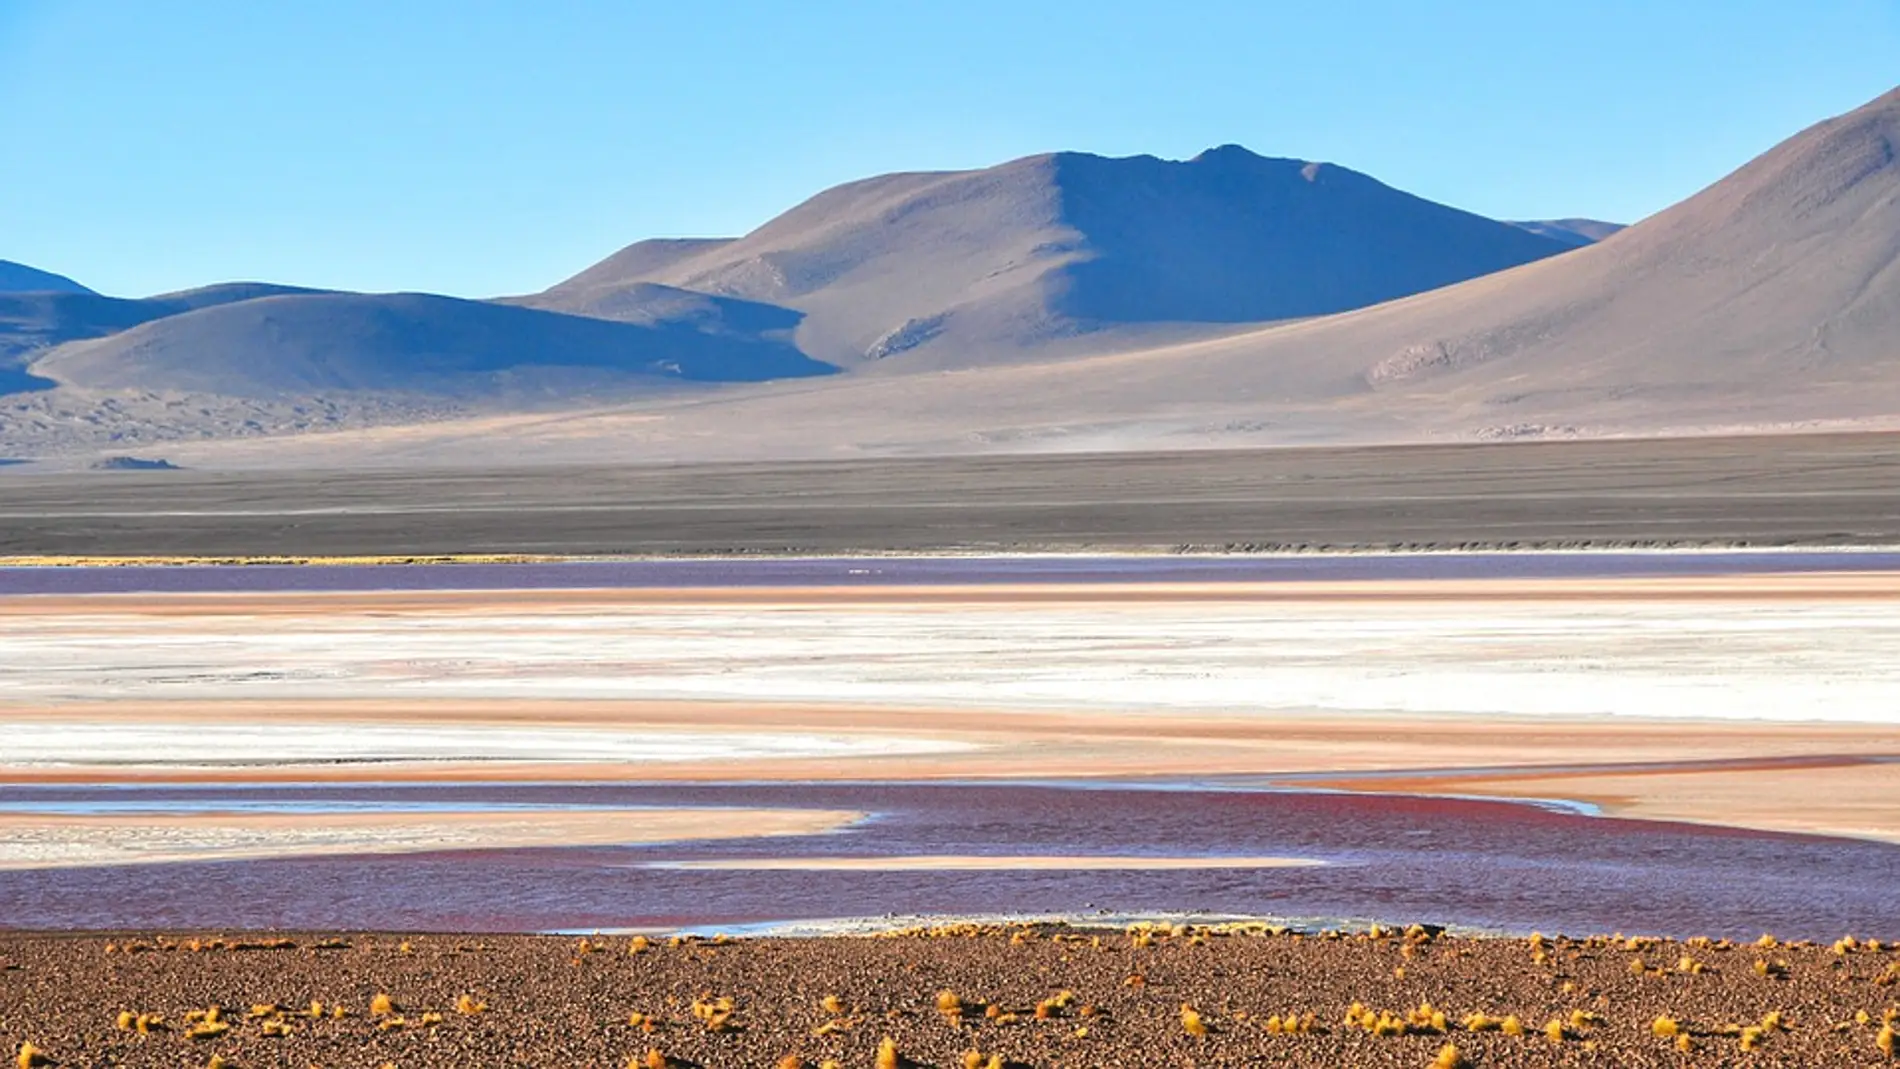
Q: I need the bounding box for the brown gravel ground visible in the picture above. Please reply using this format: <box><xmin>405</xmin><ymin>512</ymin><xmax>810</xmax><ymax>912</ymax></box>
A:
<box><xmin>2</xmin><ymin>926</ymin><xmax>1898</xmax><ymax>1068</ymax></box>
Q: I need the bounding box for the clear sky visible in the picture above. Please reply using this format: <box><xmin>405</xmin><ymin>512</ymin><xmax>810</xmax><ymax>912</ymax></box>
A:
<box><xmin>2</xmin><ymin>1</ymin><xmax>1895</xmax><ymax>299</ymax></box>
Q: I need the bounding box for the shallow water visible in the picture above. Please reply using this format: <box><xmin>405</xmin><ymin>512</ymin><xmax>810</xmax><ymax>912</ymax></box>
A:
<box><xmin>3</xmin><ymin>781</ymin><xmax>1895</xmax><ymax>940</ymax></box>
<box><xmin>6</xmin><ymin>550</ymin><xmax>1900</xmax><ymax>596</ymax></box>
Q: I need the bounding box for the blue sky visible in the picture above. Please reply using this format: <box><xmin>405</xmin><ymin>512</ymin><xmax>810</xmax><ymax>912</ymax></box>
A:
<box><xmin>2</xmin><ymin>1</ymin><xmax>1894</xmax><ymax>299</ymax></box>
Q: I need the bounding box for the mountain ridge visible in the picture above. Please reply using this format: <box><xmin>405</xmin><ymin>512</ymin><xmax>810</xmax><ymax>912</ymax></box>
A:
<box><xmin>532</xmin><ymin>145</ymin><xmax>1576</xmax><ymax>370</ymax></box>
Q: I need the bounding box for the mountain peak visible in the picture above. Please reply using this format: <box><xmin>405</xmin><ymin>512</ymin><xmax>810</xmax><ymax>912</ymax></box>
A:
<box><xmin>539</xmin><ymin>145</ymin><xmax>1568</xmax><ymax>367</ymax></box>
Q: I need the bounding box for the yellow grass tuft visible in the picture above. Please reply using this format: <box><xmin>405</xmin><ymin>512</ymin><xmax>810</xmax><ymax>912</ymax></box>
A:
<box><xmin>17</xmin><ymin>1043</ymin><xmax>49</xmax><ymax>1069</ymax></box>
<box><xmin>1181</xmin><ymin>1003</ymin><xmax>1208</xmax><ymax>1037</ymax></box>
<box><xmin>1651</xmin><ymin>1016</ymin><xmax>1680</xmax><ymax>1038</ymax></box>
<box><xmin>1676</xmin><ymin>1033</ymin><xmax>1695</xmax><ymax>1052</ymax></box>
<box><xmin>455</xmin><ymin>994</ymin><xmax>486</xmax><ymax>1015</ymax></box>
<box><xmin>640</xmin><ymin>1049</ymin><xmax>670</xmax><ymax>1069</ymax></box>
<box><xmin>821</xmin><ymin>994</ymin><xmax>847</xmax><ymax>1015</ymax></box>
<box><xmin>936</xmin><ymin>990</ymin><xmax>964</xmax><ymax>1018</ymax></box>
<box><xmin>875</xmin><ymin>1036</ymin><xmax>902</xmax><ymax>1069</ymax></box>
<box><xmin>776</xmin><ymin>1057</ymin><xmax>808</xmax><ymax>1069</ymax></box>
<box><xmin>1499</xmin><ymin>1015</ymin><xmax>1525</xmax><ymax>1037</ymax></box>
<box><xmin>306</xmin><ymin>1000</ymin><xmax>324</xmax><ymax>1018</ymax></box>
<box><xmin>1740</xmin><ymin>1025</ymin><xmax>1765</xmax><ymax>1052</ymax></box>
<box><xmin>116</xmin><ymin>1011</ymin><xmax>136</xmax><ymax>1031</ymax></box>
<box><xmin>1543</xmin><ymin>1018</ymin><xmax>1568</xmax><ymax>1043</ymax></box>
<box><xmin>1879</xmin><ymin>1022</ymin><xmax>1896</xmax><ymax>1059</ymax></box>
<box><xmin>370</xmin><ymin>993</ymin><xmax>396</xmax><ymax>1016</ymax></box>
<box><xmin>629</xmin><ymin>935</ymin><xmax>651</xmax><ymax>955</ymax></box>
<box><xmin>186</xmin><ymin>1019</ymin><xmax>230</xmax><ymax>1041</ymax></box>
<box><xmin>1431</xmin><ymin>1043</ymin><xmax>1468</xmax><ymax>1069</ymax></box>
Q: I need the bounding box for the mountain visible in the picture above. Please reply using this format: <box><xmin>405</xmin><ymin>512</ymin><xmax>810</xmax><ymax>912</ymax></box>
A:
<box><xmin>32</xmin><ymin>290</ymin><xmax>833</xmax><ymax>398</ymax></box>
<box><xmin>0</xmin><ymin>283</ymin><xmax>329</xmax><ymax>389</ymax></box>
<box><xmin>1509</xmin><ymin>218</ymin><xmax>1627</xmax><ymax>247</ymax></box>
<box><xmin>0</xmin><ymin>260</ymin><xmax>93</xmax><ymax>295</ymax></box>
<box><xmin>531</xmin><ymin>146</ymin><xmax>1576</xmax><ymax>369</ymax></box>
<box><xmin>157</xmin><ymin>85</ymin><xmax>1900</xmax><ymax>466</ymax></box>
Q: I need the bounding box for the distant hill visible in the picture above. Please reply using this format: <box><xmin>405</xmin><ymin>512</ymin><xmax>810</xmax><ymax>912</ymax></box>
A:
<box><xmin>1509</xmin><ymin>218</ymin><xmax>1627</xmax><ymax>247</ymax></box>
<box><xmin>17</xmin><ymin>86</ymin><xmax>1900</xmax><ymax>466</ymax></box>
<box><xmin>0</xmin><ymin>283</ymin><xmax>328</xmax><ymax>380</ymax></box>
<box><xmin>533</xmin><ymin>146</ymin><xmax>1575</xmax><ymax>369</ymax></box>
<box><xmin>182</xmin><ymin>86</ymin><xmax>1900</xmax><ymax>466</ymax></box>
<box><xmin>0</xmin><ymin>260</ymin><xmax>93</xmax><ymax>295</ymax></box>
<box><xmin>33</xmin><ymin>290</ymin><xmax>834</xmax><ymax>398</ymax></box>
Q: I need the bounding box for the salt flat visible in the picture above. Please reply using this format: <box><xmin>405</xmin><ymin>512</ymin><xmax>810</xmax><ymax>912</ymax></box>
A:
<box><xmin>4</xmin><ymin>572</ymin><xmax>1899</xmax><ymax>846</ymax></box>
<box><xmin>0</xmin><ymin>807</ymin><xmax>859</xmax><ymax>870</ymax></box>
<box><xmin>5</xmin><ymin>579</ymin><xmax>1900</xmax><ymax>722</ymax></box>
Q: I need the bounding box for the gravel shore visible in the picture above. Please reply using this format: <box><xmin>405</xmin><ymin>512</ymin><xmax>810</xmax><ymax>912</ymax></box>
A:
<box><xmin>3</xmin><ymin>925</ymin><xmax>1897</xmax><ymax>1066</ymax></box>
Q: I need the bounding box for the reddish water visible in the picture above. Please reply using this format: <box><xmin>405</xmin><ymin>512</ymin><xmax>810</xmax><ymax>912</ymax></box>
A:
<box><xmin>3</xmin><ymin>782</ymin><xmax>1896</xmax><ymax>940</ymax></box>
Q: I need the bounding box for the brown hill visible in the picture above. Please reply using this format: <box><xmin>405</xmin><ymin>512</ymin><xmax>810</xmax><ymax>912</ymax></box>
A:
<box><xmin>159</xmin><ymin>86</ymin><xmax>1900</xmax><ymax>466</ymax></box>
<box><xmin>532</xmin><ymin>147</ymin><xmax>1573</xmax><ymax>370</ymax></box>
<box><xmin>33</xmin><ymin>291</ymin><xmax>833</xmax><ymax>399</ymax></box>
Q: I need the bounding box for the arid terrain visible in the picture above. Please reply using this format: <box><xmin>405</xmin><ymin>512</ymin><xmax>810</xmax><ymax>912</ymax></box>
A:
<box><xmin>2</xmin><ymin>927</ymin><xmax>1898</xmax><ymax>1067</ymax></box>
<box><xmin>7</xmin><ymin>431</ymin><xmax>1900</xmax><ymax>555</ymax></box>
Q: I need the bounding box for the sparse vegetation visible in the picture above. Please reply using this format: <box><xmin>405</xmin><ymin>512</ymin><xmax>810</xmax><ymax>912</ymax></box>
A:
<box><xmin>1181</xmin><ymin>1003</ymin><xmax>1209</xmax><ymax>1036</ymax></box>
<box><xmin>6</xmin><ymin>927</ymin><xmax>1899</xmax><ymax>1064</ymax></box>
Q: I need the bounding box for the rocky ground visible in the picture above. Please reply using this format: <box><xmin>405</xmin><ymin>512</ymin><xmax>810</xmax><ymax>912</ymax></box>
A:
<box><xmin>2</xmin><ymin>924</ymin><xmax>1897</xmax><ymax>1067</ymax></box>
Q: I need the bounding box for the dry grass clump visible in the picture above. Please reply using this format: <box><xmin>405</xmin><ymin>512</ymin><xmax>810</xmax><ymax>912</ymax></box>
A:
<box><xmin>1263</xmin><ymin>1011</ymin><xmax>1319</xmax><ymax>1034</ymax></box>
<box><xmin>1879</xmin><ymin>1021</ymin><xmax>1896</xmax><ymax>1059</ymax></box>
<box><xmin>1180</xmin><ymin>1003</ymin><xmax>1208</xmax><ymax>1036</ymax></box>
<box><xmin>1650</xmin><ymin>1015</ymin><xmax>1681</xmax><ymax>1038</ymax></box>
<box><xmin>820</xmin><ymin>994</ymin><xmax>847</xmax><ymax>1015</ymax></box>
<box><xmin>369</xmin><ymin>993</ymin><xmax>396</xmax><ymax>1016</ymax></box>
<box><xmin>1431</xmin><ymin>1043</ymin><xmax>1468</xmax><ymax>1069</ymax></box>
<box><xmin>935</xmin><ymin>990</ymin><xmax>965</xmax><ymax>1020</ymax></box>
<box><xmin>691</xmin><ymin>995</ymin><xmax>739</xmax><ymax>1032</ymax></box>
<box><xmin>1033</xmin><ymin>990</ymin><xmax>1075</xmax><ymax>1019</ymax></box>
<box><xmin>874</xmin><ymin>1036</ymin><xmax>903</xmax><ymax>1069</ymax></box>
<box><xmin>16</xmin><ymin>1043</ymin><xmax>49</xmax><ymax>1069</ymax></box>
<box><xmin>455</xmin><ymin>993</ymin><xmax>486</xmax><ymax>1015</ymax></box>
